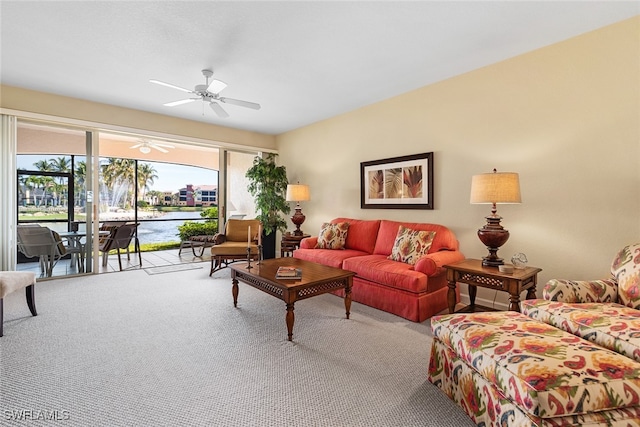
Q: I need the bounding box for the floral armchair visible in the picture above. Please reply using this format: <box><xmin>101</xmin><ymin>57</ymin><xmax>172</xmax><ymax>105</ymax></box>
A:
<box><xmin>542</xmin><ymin>243</ymin><xmax>640</xmax><ymax>308</ymax></box>
<box><xmin>521</xmin><ymin>243</ymin><xmax>640</xmax><ymax>362</ymax></box>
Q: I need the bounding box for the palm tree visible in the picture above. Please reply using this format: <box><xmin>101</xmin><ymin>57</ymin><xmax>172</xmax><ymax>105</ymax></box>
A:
<box><xmin>50</xmin><ymin>156</ymin><xmax>71</xmax><ymax>206</ymax></box>
<box><xmin>34</xmin><ymin>159</ymin><xmax>52</xmax><ymax>172</ymax></box>
<box><xmin>101</xmin><ymin>158</ymin><xmax>135</xmax><ymax>208</ymax></box>
<box><xmin>137</xmin><ymin>163</ymin><xmax>158</xmax><ymax>204</ymax></box>
<box><xmin>33</xmin><ymin>159</ymin><xmax>53</xmax><ymax>206</ymax></box>
<box><xmin>75</xmin><ymin>161</ymin><xmax>86</xmax><ymax>207</ymax></box>
<box><xmin>146</xmin><ymin>190</ymin><xmax>163</xmax><ymax>206</ymax></box>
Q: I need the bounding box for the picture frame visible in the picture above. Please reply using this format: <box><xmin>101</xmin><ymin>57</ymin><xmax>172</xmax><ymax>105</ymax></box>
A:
<box><xmin>360</xmin><ymin>152</ymin><xmax>434</xmax><ymax>210</ymax></box>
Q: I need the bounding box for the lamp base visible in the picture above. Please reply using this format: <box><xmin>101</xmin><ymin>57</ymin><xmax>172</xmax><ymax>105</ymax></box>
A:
<box><xmin>477</xmin><ymin>214</ymin><xmax>510</xmax><ymax>267</ymax></box>
<box><xmin>291</xmin><ymin>205</ymin><xmax>306</xmax><ymax>237</ymax></box>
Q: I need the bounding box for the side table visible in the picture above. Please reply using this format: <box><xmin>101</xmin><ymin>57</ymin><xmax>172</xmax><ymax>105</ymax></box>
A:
<box><xmin>281</xmin><ymin>233</ymin><xmax>310</xmax><ymax>257</ymax></box>
<box><xmin>444</xmin><ymin>259</ymin><xmax>542</xmax><ymax>313</ymax></box>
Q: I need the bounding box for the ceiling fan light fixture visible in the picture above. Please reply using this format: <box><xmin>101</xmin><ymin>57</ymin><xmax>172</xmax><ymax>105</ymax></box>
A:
<box><xmin>139</xmin><ymin>145</ymin><xmax>152</xmax><ymax>154</ymax></box>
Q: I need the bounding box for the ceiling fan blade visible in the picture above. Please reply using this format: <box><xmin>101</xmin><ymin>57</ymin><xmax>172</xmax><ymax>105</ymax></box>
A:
<box><xmin>153</xmin><ymin>142</ymin><xmax>175</xmax><ymax>149</ymax></box>
<box><xmin>220</xmin><ymin>97</ymin><xmax>261</xmax><ymax>110</ymax></box>
<box><xmin>210</xmin><ymin>102</ymin><xmax>229</xmax><ymax>118</ymax></box>
<box><xmin>130</xmin><ymin>143</ymin><xmax>143</xmax><ymax>149</ymax></box>
<box><xmin>151</xmin><ymin>145</ymin><xmax>169</xmax><ymax>153</ymax></box>
<box><xmin>164</xmin><ymin>98</ymin><xmax>198</xmax><ymax>107</ymax></box>
<box><xmin>150</xmin><ymin>79</ymin><xmax>194</xmax><ymax>94</ymax></box>
<box><xmin>207</xmin><ymin>79</ymin><xmax>227</xmax><ymax>94</ymax></box>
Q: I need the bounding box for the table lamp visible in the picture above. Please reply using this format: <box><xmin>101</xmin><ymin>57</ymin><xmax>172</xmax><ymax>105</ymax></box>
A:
<box><xmin>470</xmin><ymin>169</ymin><xmax>521</xmax><ymax>267</ymax></box>
<box><xmin>286</xmin><ymin>184</ymin><xmax>310</xmax><ymax>236</ymax></box>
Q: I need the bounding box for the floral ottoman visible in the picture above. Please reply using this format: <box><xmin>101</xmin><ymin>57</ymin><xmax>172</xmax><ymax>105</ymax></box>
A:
<box><xmin>428</xmin><ymin>311</ymin><xmax>640</xmax><ymax>426</ymax></box>
<box><xmin>522</xmin><ymin>299</ymin><xmax>640</xmax><ymax>364</ymax></box>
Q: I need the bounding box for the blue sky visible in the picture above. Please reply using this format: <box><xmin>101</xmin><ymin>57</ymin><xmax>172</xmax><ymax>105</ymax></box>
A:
<box><xmin>149</xmin><ymin>162</ymin><xmax>217</xmax><ymax>192</ymax></box>
<box><xmin>17</xmin><ymin>155</ymin><xmax>218</xmax><ymax>193</ymax></box>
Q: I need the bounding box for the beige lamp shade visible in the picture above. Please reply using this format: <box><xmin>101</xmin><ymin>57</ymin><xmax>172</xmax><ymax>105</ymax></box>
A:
<box><xmin>470</xmin><ymin>171</ymin><xmax>521</xmax><ymax>204</ymax></box>
<box><xmin>286</xmin><ymin>184</ymin><xmax>311</xmax><ymax>202</ymax></box>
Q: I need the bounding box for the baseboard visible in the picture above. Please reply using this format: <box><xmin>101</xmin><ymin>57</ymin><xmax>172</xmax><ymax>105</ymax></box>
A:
<box><xmin>459</xmin><ymin>292</ymin><xmax>509</xmax><ymax>311</ymax></box>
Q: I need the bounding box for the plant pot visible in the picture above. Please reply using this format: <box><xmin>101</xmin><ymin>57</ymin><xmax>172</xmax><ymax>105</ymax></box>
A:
<box><xmin>262</xmin><ymin>231</ymin><xmax>277</xmax><ymax>260</ymax></box>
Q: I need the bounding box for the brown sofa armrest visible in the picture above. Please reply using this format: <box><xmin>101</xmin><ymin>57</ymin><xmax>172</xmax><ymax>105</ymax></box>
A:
<box><xmin>414</xmin><ymin>250</ymin><xmax>465</xmax><ymax>276</ymax></box>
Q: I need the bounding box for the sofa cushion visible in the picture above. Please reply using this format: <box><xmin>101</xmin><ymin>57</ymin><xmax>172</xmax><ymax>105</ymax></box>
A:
<box><xmin>373</xmin><ymin>220</ymin><xmax>458</xmax><ymax>256</ymax></box>
<box><xmin>342</xmin><ymin>255</ymin><xmax>427</xmax><ymax>293</ymax></box>
<box><xmin>330</xmin><ymin>218</ymin><xmax>380</xmax><ymax>253</ymax></box>
<box><xmin>294</xmin><ymin>248</ymin><xmax>369</xmax><ymax>269</ymax></box>
<box><xmin>522</xmin><ymin>299</ymin><xmax>640</xmax><ymax>363</ymax></box>
<box><xmin>315</xmin><ymin>222</ymin><xmax>349</xmax><ymax>249</ymax></box>
<box><xmin>387</xmin><ymin>225</ymin><xmax>435</xmax><ymax>265</ymax></box>
<box><xmin>432</xmin><ymin>311</ymin><xmax>640</xmax><ymax>419</ymax></box>
<box><xmin>611</xmin><ymin>243</ymin><xmax>640</xmax><ymax>309</ymax></box>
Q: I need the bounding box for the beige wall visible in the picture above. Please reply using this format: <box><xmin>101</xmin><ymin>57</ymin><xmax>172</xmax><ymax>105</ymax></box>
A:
<box><xmin>277</xmin><ymin>17</ymin><xmax>640</xmax><ymax>308</ymax></box>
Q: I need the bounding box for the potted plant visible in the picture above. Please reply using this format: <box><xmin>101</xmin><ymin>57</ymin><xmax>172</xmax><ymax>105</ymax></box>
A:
<box><xmin>245</xmin><ymin>153</ymin><xmax>291</xmax><ymax>259</ymax></box>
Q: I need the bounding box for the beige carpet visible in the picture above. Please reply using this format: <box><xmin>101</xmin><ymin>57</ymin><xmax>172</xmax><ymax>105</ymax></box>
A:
<box><xmin>0</xmin><ymin>264</ymin><xmax>473</xmax><ymax>427</ymax></box>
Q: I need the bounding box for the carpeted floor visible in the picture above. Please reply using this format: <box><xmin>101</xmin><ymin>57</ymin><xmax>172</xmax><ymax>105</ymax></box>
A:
<box><xmin>144</xmin><ymin>264</ymin><xmax>205</xmax><ymax>275</ymax></box>
<box><xmin>0</xmin><ymin>264</ymin><xmax>474</xmax><ymax>427</ymax></box>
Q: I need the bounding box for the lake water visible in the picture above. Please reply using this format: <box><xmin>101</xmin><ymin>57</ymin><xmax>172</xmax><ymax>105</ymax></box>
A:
<box><xmin>137</xmin><ymin>211</ymin><xmax>205</xmax><ymax>244</ymax></box>
<box><xmin>43</xmin><ymin>211</ymin><xmax>207</xmax><ymax>245</ymax></box>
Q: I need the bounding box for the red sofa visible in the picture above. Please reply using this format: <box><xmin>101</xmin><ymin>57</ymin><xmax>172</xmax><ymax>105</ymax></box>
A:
<box><xmin>293</xmin><ymin>218</ymin><xmax>464</xmax><ymax>322</ymax></box>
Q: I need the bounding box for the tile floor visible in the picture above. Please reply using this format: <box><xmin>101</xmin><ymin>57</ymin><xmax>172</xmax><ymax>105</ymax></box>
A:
<box><xmin>17</xmin><ymin>247</ymin><xmax>213</xmax><ymax>279</ymax></box>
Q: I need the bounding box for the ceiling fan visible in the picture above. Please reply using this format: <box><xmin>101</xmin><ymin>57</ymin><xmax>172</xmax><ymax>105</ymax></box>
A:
<box><xmin>150</xmin><ymin>69</ymin><xmax>261</xmax><ymax>119</ymax></box>
<box><xmin>130</xmin><ymin>139</ymin><xmax>174</xmax><ymax>154</ymax></box>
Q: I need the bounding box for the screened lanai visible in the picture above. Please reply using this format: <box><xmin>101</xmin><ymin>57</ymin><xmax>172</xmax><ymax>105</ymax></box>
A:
<box><xmin>13</xmin><ymin>120</ymin><xmax>258</xmax><ymax>279</ymax></box>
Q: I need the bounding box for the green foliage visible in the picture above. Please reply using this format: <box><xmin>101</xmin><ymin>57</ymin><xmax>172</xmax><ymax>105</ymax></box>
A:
<box><xmin>176</xmin><ymin>221</ymin><xmax>218</xmax><ymax>241</ymax></box>
<box><xmin>200</xmin><ymin>207</ymin><xmax>218</xmax><ymax>220</ymax></box>
<box><xmin>137</xmin><ymin>200</ymin><xmax>150</xmax><ymax>208</ymax></box>
<box><xmin>107</xmin><ymin>241</ymin><xmax>181</xmax><ymax>254</ymax></box>
<box><xmin>139</xmin><ymin>241</ymin><xmax>181</xmax><ymax>252</ymax></box>
<box><xmin>245</xmin><ymin>153</ymin><xmax>290</xmax><ymax>236</ymax></box>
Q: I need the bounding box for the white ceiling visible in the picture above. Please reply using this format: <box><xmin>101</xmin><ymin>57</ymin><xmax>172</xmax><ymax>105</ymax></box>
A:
<box><xmin>1</xmin><ymin>2</ymin><xmax>638</xmax><ymax>135</ymax></box>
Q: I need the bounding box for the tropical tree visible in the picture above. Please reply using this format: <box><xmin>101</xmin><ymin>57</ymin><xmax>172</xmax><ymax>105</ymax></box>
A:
<box><xmin>137</xmin><ymin>163</ymin><xmax>158</xmax><ymax>204</ymax></box>
<box><xmin>17</xmin><ymin>173</ymin><xmax>30</xmax><ymax>206</ymax></box>
<box><xmin>101</xmin><ymin>158</ymin><xmax>135</xmax><ymax>208</ymax></box>
<box><xmin>33</xmin><ymin>159</ymin><xmax>54</xmax><ymax>206</ymax></box>
<box><xmin>34</xmin><ymin>159</ymin><xmax>52</xmax><ymax>172</ymax></box>
<box><xmin>146</xmin><ymin>190</ymin><xmax>164</xmax><ymax>206</ymax></box>
<box><xmin>50</xmin><ymin>156</ymin><xmax>71</xmax><ymax>206</ymax></box>
<box><xmin>75</xmin><ymin>161</ymin><xmax>86</xmax><ymax>207</ymax></box>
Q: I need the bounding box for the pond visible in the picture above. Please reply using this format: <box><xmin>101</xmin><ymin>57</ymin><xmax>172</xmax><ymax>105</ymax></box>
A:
<box><xmin>136</xmin><ymin>211</ymin><xmax>204</xmax><ymax>244</ymax></box>
<box><xmin>32</xmin><ymin>211</ymin><xmax>207</xmax><ymax>245</ymax></box>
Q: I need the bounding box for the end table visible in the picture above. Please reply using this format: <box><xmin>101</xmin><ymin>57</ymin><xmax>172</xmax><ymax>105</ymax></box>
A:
<box><xmin>444</xmin><ymin>259</ymin><xmax>542</xmax><ymax>313</ymax></box>
<box><xmin>281</xmin><ymin>233</ymin><xmax>310</xmax><ymax>257</ymax></box>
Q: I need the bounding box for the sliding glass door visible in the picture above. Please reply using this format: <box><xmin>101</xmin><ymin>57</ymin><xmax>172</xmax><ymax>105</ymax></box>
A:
<box><xmin>16</xmin><ymin>121</ymin><xmax>95</xmax><ymax>277</ymax></box>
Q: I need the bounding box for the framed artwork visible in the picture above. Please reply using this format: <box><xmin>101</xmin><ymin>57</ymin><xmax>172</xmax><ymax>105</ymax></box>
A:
<box><xmin>360</xmin><ymin>152</ymin><xmax>433</xmax><ymax>209</ymax></box>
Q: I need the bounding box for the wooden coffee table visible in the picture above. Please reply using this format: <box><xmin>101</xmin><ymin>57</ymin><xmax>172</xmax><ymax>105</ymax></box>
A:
<box><xmin>230</xmin><ymin>257</ymin><xmax>355</xmax><ymax>341</ymax></box>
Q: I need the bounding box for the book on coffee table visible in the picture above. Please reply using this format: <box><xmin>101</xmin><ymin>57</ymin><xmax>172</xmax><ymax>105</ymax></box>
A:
<box><xmin>276</xmin><ymin>266</ymin><xmax>302</xmax><ymax>279</ymax></box>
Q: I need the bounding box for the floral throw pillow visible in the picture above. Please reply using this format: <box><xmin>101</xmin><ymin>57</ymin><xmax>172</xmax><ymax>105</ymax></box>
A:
<box><xmin>611</xmin><ymin>243</ymin><xmax>640</xmax><ymax>309</ymax></box>
<box><xmin>388</xmin><ymin>226</ymin><xmax>436</xmax><ymax>265</ymax></box>
<box><xmin>315</xmin><ymin>222</ymin><xmax>349</xmax><ymax>250</ymax></box>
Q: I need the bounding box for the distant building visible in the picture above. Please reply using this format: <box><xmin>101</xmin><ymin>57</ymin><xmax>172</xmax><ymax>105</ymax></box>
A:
<box><xmin>161</xmin><ymin>191</ymin><xmax>173</xmax><ymax>206</ymax></box>
<box><xmin>199</xmin><ymin>185</ymin><xmax>217</xmax><ymax>207</ymax></box>
<box><xmin>177</xmin><ymin>184</ymin><xmax>217</xmax><ymax>207</ymax></box>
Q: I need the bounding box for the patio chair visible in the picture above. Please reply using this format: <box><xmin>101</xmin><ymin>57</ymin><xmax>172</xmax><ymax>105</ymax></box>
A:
<box><xmin>16</xmin><ymin>225</ymin><xmax>66</xmax><ymax>277</ymax></box>
<box><xmin>179</xmin><ymin>234</ymin><xmax>218</xmax><ymax>257</ymax></box>
<box><xmin>209</xmin><ymin>219</ymin><xmax>261</xmax><ymax>275</ymax></box>
<box><xmin>98</xmin><ymin>223</ymin><xmax>142</xmax><ymax>271</ymax></box>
